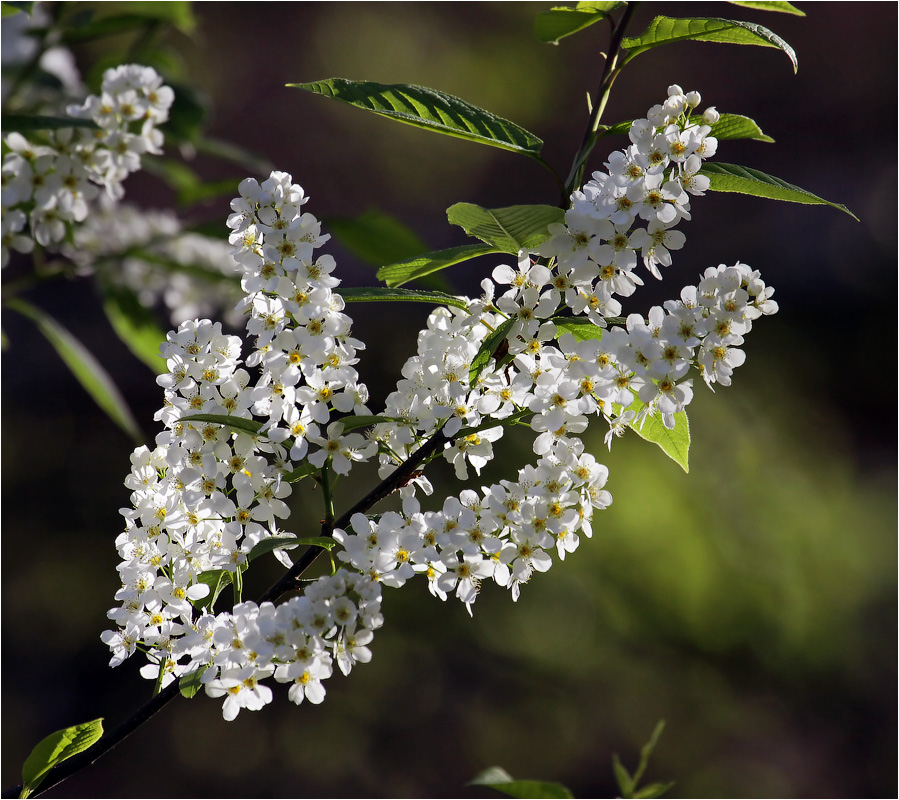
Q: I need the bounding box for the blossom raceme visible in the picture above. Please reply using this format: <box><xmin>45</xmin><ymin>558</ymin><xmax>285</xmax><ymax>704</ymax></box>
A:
<box><xmin>104</xmin><ymin>88</ymin><xmax>777</xmax><ymax>720</ymax></box>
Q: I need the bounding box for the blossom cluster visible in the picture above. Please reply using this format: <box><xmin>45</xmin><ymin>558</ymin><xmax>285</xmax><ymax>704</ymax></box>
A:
<box><xmin>1</xmin><ymin>64</ymin><xmax>173</xmax><ymax>266</ymax></box>
<box><xmin>104</xmin><ymin>88</ymin><xmax>778</xmax><ymax>720</ymax></box>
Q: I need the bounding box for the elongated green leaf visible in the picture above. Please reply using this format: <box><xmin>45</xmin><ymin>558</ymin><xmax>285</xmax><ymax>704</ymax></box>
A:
<box><xmin>728</xmin><ymin>0</ymin><xmax>805</xmax><ymax>15</ymax></box>
<box><xmin>1</xmin><ymin>114</ymin><xmax>98</xmax><ymax>132</ymax></box>
<box><xmin>192</xmin><ymin>569</ymin><xmax>232</xmax><ymax>610</ymax></box>
<box><xmin>633</xmin><ymin>781</ymin><xmax>676</xmax><ymax>798</ymax></box>
<box><xmin>339</xmin><ymin>286</ymin><xmax>469</xmax><ymax>311</ymax></box>
<box><xmin>179</xmin><ymin>413</ymin><xmax>265</xmax><ymax>437</ymax></box>
<box><xmin>626</xmin><ymin>400</ymin><xmax>690</xmax><ymax>472</ymax></box>
<box><xmin>179</xmin><ymin>669</ymin><xmax>203</xmax><ymax>699</ymax></box>
<box><xmin>21</xmin><ymin>719</ymin><xmax>104</xmax><ymax>798</ymax></box>
<box><xmin>339</xmin><ymin>414</ymin><xmax>407</xmax><ymax>432</ymax></box>
<box><xmin>700</xmin><ymin>162</ymin><xmax>858</xmax><ymax>219</ymax></box>
<box><xmin>600</xmin><ymin>113</ymin><xmax>773</xmax><ymax>144</ymax></box>
<box><xmin>621</xmin><ymin>16</ymin><xmax>798</xmax><ymax>72</ymax></box>
<box><xmin>613</xmin><ymin>754</ymin><xmax>635</xmax><ymax>797</ymax></box>
<box><xmin>100</xmin><ymin>282</ymin><xmax>167</xmax><ymax>373</ymax></box>
<box><xmin>6</xmin><ymin>299</ymin><xmax>142</xmax><ymax>443</ymax></box>
<box><xmin>469</xmin><ymin>767</ymin><xmax>574</xmax><ymax>799</ymax></box>
<box><xmin>708</xmin><ymin>113</ymin><xmax>773</xmax><ymax>143</ymax></box>
<box><xmin>470</xmin><ymin>317</ymin><xmax>516</xmax><ymax>387</ymax></box>
<box><xmin>247</xmin><ymin>535</ymin><xmax>301</xmax><ymax>562</ymax></box>
<box><xmin>553</xmin><ymin>316</ymin><xmax>605</xmax><ymax>342</ymax></box>
<box><xmin>377</xmin><ymin>243</ymin><xmax>500</xmax><ymax>288</ymax></box>
<box><xmin>447</xmin><ymin>203</ymin><xmax>564</xmax><ymax>253</ymax></box>
<box><xmin>2</xmin><ymin>2</ymin><xmax>33</xmax><ymax>17</ymax></box>
<box><xmin>534</xmin><ymin>2</ymin><xmax>624</xmax><ymax>44</ymax></box>
<box><xmin>327</xmin><ymin>210</ymin><xmax>428</xmax><ymax>268</ymax></box>
<box><xmin>290</xmin><ymin>78</ymin><xmax>543</xmax><ymax>156</ymax></box>
<box><xmin>282</xmin><ymin>462</ymin><xmax>318</xmax><ymax>484</ymax></box>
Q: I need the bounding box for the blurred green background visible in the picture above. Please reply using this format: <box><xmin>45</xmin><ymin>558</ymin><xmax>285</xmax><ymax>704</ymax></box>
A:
<box><xmin>2</xmin><ymin>2</ymin><xmax>895</xmax><ymax>798</ymax></box>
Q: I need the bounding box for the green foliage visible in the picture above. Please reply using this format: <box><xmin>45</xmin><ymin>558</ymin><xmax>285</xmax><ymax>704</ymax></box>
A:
<box><xmin>290</xmin><ymin>78</ymin><xmax>543</xmax><ymax>156</ymax></box>
<box><xmin>533</xmin><ymin>2</ymin><xmax>625</xmax><ymax>45</ymax></box>
<box><xmin>191</xmin><ymin>569</ymin><xmax>232</xmax><ymax>611</ymax></box>
<box><xmin>552</xmin><ymin>316</ymin><xmax>606</xmax><ymax>341</ymax></box>
<box><xmin>446</xmin><ymin>203</ymin><xmax>564</xmax><ymax>253</ymax></box>
<box><xmin>338</xmin><ymin>414</ymin><xmax>407</xmax><ymax>432</ymax></box>
<box><xmin>339</xmin><ymin>286</ymin><xmax>469</xmax><ymax>311</ymax></box>
<box><xmin>20</xmin><ymin>719</ymin><xmax>104</xmax><ymax>798</ymax></box>
<box><xmin>612</xmin><ymin>721</ymin><xmax>673</xmax><ymax>799</ymax></box>
<box><xmin>621</xmin><ymin>16</ymin><xmax>798</xmax><ymax>72</ymax></box>
<box><xmin>708</xmin><ymin>113</ymin><xmax>773</xmax><ymax>142</ymax></box>
<box><xmin>5</xmin><ymin>298</ymin><xmax>142</xmax><ymax>443</ymax></box>
<box><xmin>625</xmin><ymin>400</ymin><xmax>690</xmax><ymax>473</ymax></box>
<box><xmin>1</xmin><ymin>2</ymin><xmax>34</xmax><ymax>17</ymax></box>
<box><xmin>179</xmin><ymin>413</ymin><xmax>265</xmax><ymax>437</ymax></box>
<box><xmin>700</xmin><ymin>162</ymin><xmax>858</xmax><ymax>218</ymax></box>
<box><xmin>469</xmin><ymin>766</ymin><xmax>574</xmax><ymax>799</ymax></box>
<box><xmin>378</xmin><ymin>243</ymin><xmax>500</xmax><ymax>288</ymax></box>
<box><xmin>469</xmin><ymin>317</ymin><xmax>517</xmax><ymax>387</ymax></box>
<box><xmin>178</xmin><ymin>669</ymin><xmax>203</xmax><ymax>699</ymax></box>
<box><xmin>100</xmin><ymin>282</ymin><xmax>167</xmax><ymax>374</ymax></box>
<box><xmin>728</xmin><ymin>0</ymin><xmax>805</xmax><ymax>15</ymax></box>
<box><xmin>327</xmin><ymin>210</ymin><xmax>428</xmax><ymax>268</ymax></box>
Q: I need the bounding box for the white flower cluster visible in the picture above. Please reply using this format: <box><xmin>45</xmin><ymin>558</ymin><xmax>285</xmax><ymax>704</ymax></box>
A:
<box><xmin>104</xmin><ymin>172</ymin><xmax>381</xmax><ymax>719</ymax></box>
<box><xmin>104</xmin><ymin>88</ymin><xmax>778</xmax><ymax>721</ymax></box>
<box><xmin>1</xmin><ymin>64</ymin><xmax>173</xmax><ymax>266</ymax></box>
<box><xmin>538</xmin><ymin>83</ymin><xmax>720</xmax><ymax>326</ymax></box>
<box><xmin>64</xmin><ymin>202</ymin><xmax>245</xmax><ymax>326</ymax></box>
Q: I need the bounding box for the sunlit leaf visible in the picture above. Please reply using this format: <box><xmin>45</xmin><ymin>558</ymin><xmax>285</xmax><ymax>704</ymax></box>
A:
<box><xmin>100</xmin><ymin>282</ymin><xmax>167</xmax><ymax>373</ymax></box>
<box><xmin>469</xmin><ymin>317</ymin><xmax>516</xmax><ymax>386</ymax></box>
<box><xmin>626</xmin><ymin>400</ymin><xmax>690</xmax><ymax>473</ymax></box>
<box><xmin>339</xmin><ymin>286</ymin><xmax>469</xmax><ymax>311</ymax></box>
<box><xmin>6</xmin><ymin>299</ymin><xmax>142</xmax><ymax>443</ymax></box>
<box><xmin>621</xmin><ymin>16</ymin><xmax>798</xmax><ymax>72</ymax></box>
<box><xmin>192</xmin><ymin>569</ymin><xmax>232</xmax><ymax>610</ymax></box>
<box><xmin>700</xmin><ymin>162</ymin><xmax>858</xmax><ymax>219</ymax></box>
<box><xmin>338</xmin><ymin>414</ymin><xmax>407</xmax><ymax>432</ymax></box>
<box><xmin>446</xmin><ymin>203</ymin><xmax>564</xmax><ymax>253</ymax></box>
<box><xmin>2</xmin><ymin>2</ymin><xmax>34</xmax><ymax>17</ymax></box>
<box><xmin>708</xmin><ymin>113</ymin><xmax>773</xmax><ymax>143</ymax></box>
<box><xmin>728</xmin><ymin>0</ymin><xmax>805</xmax><ymax>15</ymax></box>
<box><xmin>378</xmin><ymin>243</ymin><xmax>500</xmax><ymax>288</ymax></box>
<box><xmin>21</xmin><ymin>719</ymin><xmax>104</xmax><ymax>798</ymax></box>
<box><xmin>534</xmin><ymin>2</ymin><xmax>625</xmax><ymax>44</ymax></box>
<box><xmin>469</xmin><ymin>766</ymin><xmax>574</xmax><ymax>799</ymax></box>
<box><xmin>290</xmin><ymin>78</ymin><xmax>543</xmax><ymax>155</ymax></box>
<box><xmin>179</xmin><ymin>669</ymin><xmax>203</xmax><ymax>699</ymax></box>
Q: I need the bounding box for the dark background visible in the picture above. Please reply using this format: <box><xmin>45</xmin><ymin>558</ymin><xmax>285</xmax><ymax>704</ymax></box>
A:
<box><xmin>2</xmin><ymin>3</ymin><xmax>896</xmax><ymax>798</ymax></box>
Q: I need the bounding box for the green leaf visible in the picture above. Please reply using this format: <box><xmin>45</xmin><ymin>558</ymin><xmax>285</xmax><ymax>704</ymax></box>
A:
<box><xmin>534</xmin><ymin>2</ymin><xmax>625</xmax><ymax>45</ymax></box>
<box><xmin>6</xmin><ymin>299</ymin><xmax>142</xmax><ymax>443</ymax></box>
<box><xmin>446</xmin><ymin>203</ymin><xmax>564</xmax><ymax>253</ymax></box>
<box><xmin>2</xmin><ymin>2</ymin><xmax>33</xmax><ymax>17</ymax></box>
<box><xmin>626</xmin><ymin>400</ymin><xmax>690</xmax><ymax>473</ymax></box>
<box><xmin>192</xmin><ymin>569</ymin><xmax>232</xmax><ymax>610</ymax></box>
<box><xmin>327</xmin><ymin>210</ymin><xmax>428</xmax><ymax>268</ymax></box>
<box><xmin>708</xmin><ymin>113</ymin><xmax>773</xmax><ymax>143</ymax></box>
<box><xmin>289</xmin><ymin>78</ymin><xmax>543</xmax><ymax>156</ymax></box>
<box><xmin>699</xmin><ymin>162</ymin><xmax>858</xmax><ymax>219</ymax></box>
<box><xmin>728</xmin><ymin>0</ymin><xmax>805</xmax><ymax>15</ymax></box>
<box><xmin>469</xmin><ymin>766</ymin><xmax>574</xmax><ymax>799</ymax></box>
<box><xmin>179</xmin><ymin>413</ymin><xmax>265</xmax><ymax>437</ymax></box>
<box><xmin>0</xmin><ymin>114</ymin><xmax>98</xmax><ymax>132</ymax></box>
<box><xmin>552</xmin><ymin>316</ymin><xmax>605</xmax><ymax>342</ymax></box>
<box><xmin>621</xmin><ymin>16</ymin><xmax>798</xmax><ymax>73</ymax></box>
<box><xmin>179</xmin><ymin>669</ymin><xmax>203</xmax><ymax>699</ymax></box>
<box><xmin>339</xmin><ymin>286</ymin><xmax>469</xmax><ymax>311</ymax></box>
<box><xmin>377</xmin><ymin>243</ymin><xmax>500</xmax><ymax>288</ymax></box>
<box><xmin>613</xmin><ymin>754</ymin><xmax>635</xmax><ymax>797</ymax></box>
<box><xmin>100</xmin><ymin>282</ymin><xmax>167</xmax><ymax>374</ymax></box>
<box><xmin>338</xmin><ymin>414</ymin><xmax>407</xmax><ymax>432</ymax></box>
<box><xmin>634</xmin><ymin>781</ymin><xmax>676</xmax><ymax>799</ymax></box>
<box><xmin>247</xmin><ymin>535</ymin><xmax>301</xmax><ymax>562</ymax></box>
<box><xmin>469</xmin><ymin>317</ymin><xmax>516</xmax><ymax>387</ymax></box>
<box><xmin>21</xmin><ymin>719</ymin><xmax>104</xmax><ymax>798</ymax></box>
<box><xmin>282</xmin><ymin>462</ymin><xmax>318</xmax><ymax>484</ymax></box>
